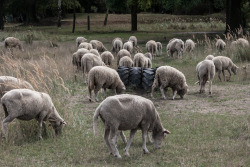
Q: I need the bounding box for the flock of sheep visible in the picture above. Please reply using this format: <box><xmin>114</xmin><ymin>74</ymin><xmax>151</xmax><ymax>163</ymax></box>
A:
<box><xmin>1</xmin><ymin>35</ymin><xmax>248</xmax><ymax>158</ymax></box>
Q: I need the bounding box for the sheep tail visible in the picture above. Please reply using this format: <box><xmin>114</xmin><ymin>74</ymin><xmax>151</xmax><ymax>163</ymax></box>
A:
<box><xmin>93</xmin><ymin>106</ymin><xmax>101</xmax><ymax>137</ymax></box>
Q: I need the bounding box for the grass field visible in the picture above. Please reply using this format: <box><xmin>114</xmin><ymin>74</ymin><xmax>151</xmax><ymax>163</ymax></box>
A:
<box><xmin>0</xmin><ymin>13</ymin><xmax>249</xmax><ymax>166</ymax></box>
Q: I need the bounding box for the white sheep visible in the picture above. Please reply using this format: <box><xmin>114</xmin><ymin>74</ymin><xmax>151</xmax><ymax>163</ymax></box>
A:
<box><xmin>123</xmin><ymin>41</ymin><xmax>134</xmax><ymax>54</ymax></box>
<box><xmin>79</xmin><ymin>42</ymin><xmax>93</xmax><ymax>50</ymax></box>
<box><xmin>90</xmin><ymin>40</ymin><xmax>107</xmax><ymax>52</ymax></box>
<box><xmin>75</xmin><ymin>48</ymin><xmax>89</xmax><ymax>70</ymax></box>
<box><xmin>1</xmin><ymin>89</ymin><xmax>66</xmax><ymax>141</ymax></box>
<box><xmin>146</xmin><ymin>40</ymin><xmax>157</xmax><ymax>59</ymax></box>
<box><xmin>144</xmin><ymin>52</ymin><xmax>152</xmax><ymax>60</ymax></box>
<box><xmin>196</xmin><ymin>60</ymin><xmax>215</xmax><ymax>94</ymax></box>
<box><xmin>119</xmin><ymin>56</ymin><xmax>134</xmax><ymax>68</ymax></box>
<box><xmin>216</xmin><ymin>39</ymin><xmax>226</xmax><ymax>52</ymax></box>
<box><xmin>101</xmin><ymin>51</ymin><xmax>114</xmax><ymax>67</ymax></box>
<box><xmin>231</xmin><ymin>38</ymin><xmax>249</xmax><ymax>50</ymax></box>
<box><xmin>133</xmin><ymin>53</ymin><xmax>150</xmax><ymax>69</ymax></box>
<box><xmin>212</xmin><ymin>56</ymin><xmax>238</xmax><ymax>81</ymax></box>
<box><xmin>4</xmin><ymin>37</ymin><xmax>24</xmax><ymax>51</ymax></box>
<box><xmin>156</xmin><ymin>42</ymin><xmax>162</xmax><ymax>56</ymax></box>
<box><xmin>184</xmin><ymin>39</ymin><xmax>195</xmax><ymax>53</ymax></box>
<box><xmin>76</xmin><ymin>37</ymin><xmax>87</xmax><ymax>47</ymax></box>
<box><xmin>205</xmin><ymin>55</ymin><xmax>215</xmax><ymax>60</ymax></box>
<box><xmin>111</xmin><ymin>38</ymin><xmax>123</xmax><ymax>56</ymax></box>
<box><xmin>129</xmin><ymin>36</ymin><xmax>137</xmax><ymax>47</ymax></box>
<box><xmin>88</xmin><ymin>66</ymin><xmax>126</xmax><ymax>102</ymax></box>
<box><xmin>93</xmin><ymin>94</ymin><xmax>170</xmax><ymax>158</ymax></box>
<box><xmin>151</xmin><ymin>66</ymin><xmax>188</xmax><ymax>100</ymax></box>
<box><xmin>116</xmin><ymin>49</ymin><xmax>131</xmax><ymax>66</ymax></box>
<box><xmin>89</xmin><ymin>49</ymin><xmax>100</xmax><ymax>57</ymax></box>
<box><xmin>166</xmin><ymin>38</ymin><xmax>184</xmax><ymax>58</ymax></box>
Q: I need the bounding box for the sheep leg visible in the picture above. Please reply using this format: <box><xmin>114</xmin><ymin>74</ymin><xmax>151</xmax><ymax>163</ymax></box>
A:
<box><xmin>151</xmin><ymin>86</ymin><xmax>155</xmax><ymax>99</ymax></box>
<box><xmin>37</xmin><ymin>112</ymin><xmax>47</xmax><ymax>140</ymax></box>
<box><xmin>217</xmin><ymin>70</ymin><xmax>222</xmax><ymax>82</ymax></box>
<box><xmin>120</xmin><ymin>131</ymin><xmax>127</xmax><ymax>144</ymax></box>
<box><xmin>109</xmin><ymin>126</ymin><xmax>121</xmax><ymax>158</ymax></box>
<box><xmin>208</xmin><ymin>80</ymin><xmax>212</xmax><ymax>95</ymax></box>
<box><xmin>222</xmin><ymin>70</ymin><xmax>226</xmax><ymax>81</ymax></box>
<box><xmin>142</xmin><ymin>129</ymin><xmax>150</xmax><ymax>154</ymax></box>
<box><xmin>227</xmin><ymin>69</ymin><xmax>231</xmax><ymax>81</ymax></box>
<box><xmin>147</xmin><ymin>131</ymin><xmax>153</xmax><ymax>143</ymax></box>
<box><xmin>124</xmin><ymin>129</ymin><xmax>137</xmax><ymax>156</ymax></box>
<box><xmin>160</xmin><ymin>86</ymin><xmax>166</xmax><ymax>100</ymax></box>
<box><xmin>104</xmin><ymin>125</ymin><xmax>112</xmax><ymax>155</ymax></box>
<box><xmin>172</xmin><ymin>90</ymin><xmax>177</xmax><ymax>100</ymax></box>
<box><xmin>2</xmin><ymin>116</ymin><xmax>15</xmax><ymax>142</ymax></box>
<box><xmin>94</xmin><ymin>86</ymin><xmax>102</xmax><ymax>102</ymax></box>
<box><xmin>103</xmin><ymin>88</ymin><xmax>107</xmax><ymax>99</ymax></box>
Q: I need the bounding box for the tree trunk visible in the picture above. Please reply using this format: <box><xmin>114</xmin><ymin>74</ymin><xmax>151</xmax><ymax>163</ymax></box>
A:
<box><xmin>131</xmin><ymin>0</ymin><xmax>138</xmax><ymax>31</ymax></box>
<box><xmin>72</xmin><ymin>0</ymin><xmax>76</xmax><ymax>33</ymax></box>
<box><xmin>226</xmin><ymin>0</ymin><xmax>243</xmax><ymax>34</ymax></box>
<box><xmin>0</xmin><ymin>0</ymin><xmax>4</xmax><ymax>30</ymax></box>
<box><xmin>57</xmin><ymin>0</ymin><xmax>62</xmax><ymax>28</ymax></box>
<box><xmin>104</xmin><ymin>8</ymin><xmax>109</xmax><ymax>26</ymax></box>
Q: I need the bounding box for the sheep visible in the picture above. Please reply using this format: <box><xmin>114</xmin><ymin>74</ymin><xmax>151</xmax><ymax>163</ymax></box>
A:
<box><xmin>151</xmin><ymin>66</ymin><xmax>188</xmax><ymax>100</ymax></box>
<box><xmin>216</xmin><ymin>39</ymin><xmax>226</xmax><ymax>52</ymax></box>
<box><xmin>81</xmin><ymin>53</ymin><xmax>105</xmax><ymax>84</ymax></box>
<box><xmin>4</xmin><ymin>37</ymin><xmax>24</xmax><ymax>51</ymax></box>
<box><xmin>146</xmin><ymin>40</ymin><xmax>157</xmax><ymax>59</ymax></box>
<box><xmin>231</xmin><ymin>38</ymin><xmax>249</xmax><ymax>49</ymax></box>
<box><xmin>111</xmin><ymin>38</ymin><xmax>123</xmax><ymax>56</ymax></box>
<box><xmin>156</xmin><ymin>42</ymin><xmax>162</xmax><ymax>56</ymax></box>
<box><xmin>123</xmin><ymin>41</ymin><xmax>134</xmax><ymax>54</ymax></box>
<box><xmin>145</xmin><ymin>57</ymin><xmax>152</xmax><ymax>68</ymax></box>
<box><xmin>212</xmin><ymin>56</ymin><xmax>238</xmax><ymax>82</ymax></box>
<box><xmin>72</xmin><ymin>52</ymin><xmax>78</xmax><ymax>70</ymax></box>
<box><xmin>79</xmin><ymin>42</ymin><xmax>93</xmax><ymax>50</ymax></box>
<box><xmin>196</xmin><ymin>60</ymin><xmax>215</xmax><ymax>94</ymax></box>
<box><xmin>129</xmin><ymin>36</ymin><xmax>137</xmax><ymax>47</ymax></box>
<box><xmin>184</xmin><ymin>39</ymin><xmax>195</xmax><ymax>53</ymax></box>
<box><xmin>0</xmin><ymin>76</ymin><xmax>34</xmax><ymax>97</ymax></box>
<box><xmin>133</xmin><ymin>53</ymin><xmax>148</xmax><ymax>69</ymax></box>
<box><xmin>75</xmin><ymin>48</ymin><xmax>89</xmax><ymax>70</ymax></box>
<box><xmin>101</xmin><ymin>51</ymin><xmax>114</xmax><ymax>67</ymax></box>
<box><xmin>1</xmin><ymin>89</ymin><xmax>66</xmax><ymax>141</ymax></box>
<box><xmin>119</xmin><ymin>56</ymin><xmax>133</xmax><ymax>68</ymax></box>
<box><xmin>93</xmin><ymin>94</ymin><xmax>170</xmax><ymax>158</ymax></box>
<box><xmin>76</xmin><ymin>37</ymin><xmax>87</xmax><ymax>47</ymax></box>
<box><xmin>144</xmin><ymin>52</ymin><xmax>152</xmax><ymax>60</ymax></box>
<box><xmin>89</xmin><ymin>49</ymin><xmax>100</xmax><ymax>57</ymax></box>
<box><xmin>166</xmin><ymin>38</ymin><xmax>184</xmax><ymax>58</ymax></box>
<box><xmin>205</xmin><ymin>55</ymin><xmax>215</xmax><ymax>60</ymax></box>
<box><xmin>116</xmin><ymin>49</ymin><xmax>131</xmax><ymax>66</ymax></box>
<box><xmin>90</xmin><ymin>40</ymin><xmax>107</xmax><ymax>52</ymax></box>
<box><xmin>88</xmin><ymin>66</ymin><xmax>126</xmax><ymax>102</ymax></box>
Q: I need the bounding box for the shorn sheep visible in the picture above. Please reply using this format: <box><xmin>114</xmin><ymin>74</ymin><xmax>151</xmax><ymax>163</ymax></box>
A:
<box><xmin>76</xmin><ymin>37</ymin><xmax>87</xmax><ymax>47</ymax></box>
<box><xmin>212</xmin><ymin>56</ymin><xmax>238</xmax><ymax>81</ymax></box>
<box><xmin>216</xmin><ymin>39</ymin><xmax>226</xmax><ymax>52</ymax></box>
<box><xmin>146</xmin><ymin>40</ymin><xmax>157</xmax><ymax>59</ymax></box>
<box><xmin>101</xmin><ymin>51</ymin><xmax>114</xmax><ymax>67</ymax></box>
<box><xmin>196</xmin><ymin>60</ymin><xmax>215</xmax><ymax>94</ymax></box>
<box><xmin>156</xmin><ymin>42</ymin><xmax>162</xmax><ymax>56</ymax></box>
<box><xmin>79</xmin><ymin>42</ymin><xmax>93</xmax><ymax>50</ymax></box>
<box><xmin>90</xmin><ymin>40</ymin><xmax>107</xmax><ymax>52</ymax></box>
<box><xmin>116</xmin><ymin>49</ymin><xmax>131</xmax><ymax>66</ymax></box>
<box><xmin>93</xmin><ymin>94</ymin><xmax>170</xmax><ymax>158</ymax></box>
<box><xmin>123</xmin><ymin>41</ymin><xmax>134</xmax><ymax>54</ymax></box>
<box><xmin>88</xmin><ymin>66</ymin><xmax>126</xmax><ymax>102</ymax></box>
<box><xmin>184</xmin><ymin>39</ymin><xmax>195</xmax><ymax>53</ymax></box>
<box><xmin>119</xmin><ymin>56</ymin><xmax>133</xmax><ymax>68</ymax></box>
<box><xmin>111</xmin><ymin>38</ymin><xmax>123</xmax><ymax>56</ymax></box>
<box><xmin>133</xmin><ymin>53</ymin><xmax>152</xmax><ymax>69</ymax></box>
<box><xmin>1</xmin><ymin>89</ymin><xmax>66</xmax><ymax>141</ymax></box>
<box><xmin>151</xmin><ymin>66</ymin><xmax>188</xmax><ymax>100</ymax></box>
<box><xmin>0</xmin><ymin>76</ymin><xmax>34</xmax><ymax>97</ymax></box>
<box><xmin>205</xmin><ymin>55</ymin><xmax>214</xmax><ymax>60</ymax></box>
<box><xmin>167</xmin><ymin>38</ymin><xmax>184</xmax><ymax>58</ymax></box>
<box><xmin>4</xmin><ymin>37</ymin><xmax>24</xmax><ymax>51</ymax></box>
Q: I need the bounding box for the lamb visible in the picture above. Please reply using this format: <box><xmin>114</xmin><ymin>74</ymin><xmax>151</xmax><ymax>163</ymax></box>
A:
<box><xmin>146</xmin><ymin>40</ymin><xmax>158</xmax><ymax>59</ymax></box>
<box><xmin>1</xmin><ymin>89</ymin><xmax>66</xmax><ymax>141</ymax></box>
<box><xmin>156</xmin><ymin>42</ymin><xmax>162</xmax><ymax>56</ymax></box>
<box><xmin>196</xmin><ymin>60</ymin><xmax>215</xmax><ymax>94</ymax></box>
<box><xmin>75</xmin><ymin>48</ymin><xmax>89</xmax><ymax>70</ymax></box>
<box><xmin>79</xmin><ymin>42</ymin><xmax>93</xmax><ymax>50</ymax></box>
<box><xmin>0</xmin><ymin>76</ymin><xmax>34</xmax><ymax>97</ymax></box>
<box><xmin>76</xmin><ymin>37</ymin><xmax>87</xmax><ymax>47</ymax></box>
<box><xmin>116</xmin><ymin>49</ymin><xmax>131</xmax><ymax>65</ymax></box>
<box><xmin>215</xmin><ymin>39</ymin><xmax>226</xmax><ymax>52</ymax></box>
<box><xmin>111</xmin><ymin>38</ymin><xmax>123</xmax><ymax>56</ymax></box>
<box><xmin>166</xmin><ymin>38</ymin><xmax>184</xmax><ymax>58</ymax></box>
<box><xmin>133</xmin><ymin>53</ymin><xmax>151</xmax><ymax>69</ymax></box>
<box><xmin>144</xmin><ymin>52</ymin><xmax>152</xmax><ymax>60</ymax></box>
<box><xmin>101</xmin><ymin>51</ymin><xmax>114</xmax><ymax>67</ymax></box>
<box><xmin>123</xmin><ymin>41</ymin><xmax>134</xmax><ymax>54</ymax></box>
<box><xmin>88</xmin><ymin>66</ymin><xmax>126</xmax><ymax>102</ymax></box>
<box><xmin>184</xmin><ymin>39</ymin><xmax>195</xmax><ymax>53</ymax></box>
<box><xmin>93</xmin><ymin>94</ymin><xmax>170</xmax><ymax>158</ymax></box>
<box><xmin>212</xmin><ymin>56</ymin><xmax>238</xmax><ymax>81</ymax></box>
<box><xmin>151</xmin><ymin>66</ymin><xmax>188</xmax><ymax>100</ymax></box>
<box><xmin>129</xmin><ymin>36</ymin><xmax>137</xmax><ymax>47</ymax></box>
<box><xmin>4</xmin><ymin>37</ymin><xmax>24</xmax><ymax>51</ymax></box>
<box><xmin>90</xmin><ymin>40</ymin><xmax>107</xmax><ymax>52</ymax></box>
<box><xmin>119</xmin><ymin>56</ymin><xmax>133</xmax><ymax>68</ymax></box>
<box><xmin>205</xmin><ymin>55</ymin><xmax>215</xmax><ymax>60</ymax></box>
<box><xmin>89</xmin><ymin>49</ymin><xmax>100</xmax><ymax>57</ymax></box>
<box><xmin>81</xmin><ymin>53</ymin><xmax>105</xmax><ymax>84</ymax></box>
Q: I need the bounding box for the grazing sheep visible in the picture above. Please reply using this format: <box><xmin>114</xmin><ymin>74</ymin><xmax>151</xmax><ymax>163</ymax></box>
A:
<box><xmin>1</xmin><ymin>89</ymin><xmax>66</xmax><ymax>140</ymax></box>
<box><xmin>146</xmin><ymin>40</ymin><xmax>158</xmax><ymax>59</ymax></box>
<box><xmin>0</xmin><ymin>76</ymin><xmax>34</xmax><ymax>97</ymax></box>
<box><xmin>231</xmin><ymin>38</ymin><xmax>249</xmax><ymax>49</ymax></box>
<box><xmin>90</xmin><ymin>40</ymin><xmax>107</xmax><ymax>52</ymax></box>
<box><xmin>129</xmin><ymin>36</ymin><xmax>137</xmax><ymax>47</ymax></box>
<box><xmin>75</xmin><ymin>48</ymin><xmax>89</xmax><ymax>70</ymax></box>
<box><xmin>184</xmin><ymin>39</ymin><xmax>195</xmax><ymax>52</ymax></box>
<box><xmin>133</xmin><ymin>53</ymin><xmax>149</xmax><ymax>69</ymax></box>
<box><xmin>76</xmin><ymin>37</ymin><xmax>87</xmax><ymax>47</ymax></box>
<box><xmin>216</xmin><ymin>39</ymin><xmax>226</xmax><ymax>52</ymax></box>
<box><xmin>81</xmin><ymin>53</ymin><xmax>105</xmax><ymax>84</ymax></box>
<box><xmin>4</xmin><ymin>37</ymin><xmax>24</xmax><ymax>51</ymax></box>
<box><xmin>93</xmin><ymin>94</ymin><xmax>170</xmax><ymax>158</ymax></box>
<box><xmin>101</xmin><ymin>51</ymin><xmax>114</xmax><ymax>67</ymax></box>
<box><xmin>72</xmin><ymin>52</ymin><xmax>78</xmax><ymax>70</ymax></box>
<box><xmin>196</xmin><ymin>60</ymin><xmax>215</xmax><ymax>94</ymax></box>
<box><xmin>205</xmin><ymin>55</ymin><xmax>215</xmax><ymax>60</ymax></box>
<box><xmin>212</xmin><ymin>56</ymin><xmax>238</xmax><ymax>81</ymax></box>
<box><xmin>111</xmin><ymin>38</ymin><xmax>123</xmax><ymax>56</ymax></box>
<box><xmin>166</xmin><ymin>38</ymin><xmax>184</xmax><ymax>58</ymax></box>
<box><xmin>156</xmin><ymin>42</ymin><xmax>162</xmax><ymax>56</ymax></box>
<box><xmin>119</xmin><ymin>56</ymin><xmax>133</xmax><ymax>68</ymax></box>
<box><xmin>123</xmin><ymin>41</ymin><xmax>134</xmax><ymax>54</ymax></box>
<box><xmin>88</xmin><ymin>66</ymin><xmax>126</xmax><ymax>102</ymax></box>
<box><xmin>89</xmin><ymin>49</ymin><xmax>100</xmax><ymax>57</ymax></box>
<box><xmin>144</xmin><ymin>52</ymin><xmax>152</xmax><ymax>60</ymax></box>
<box><xmin>151</xmin><ymin>66</ymin><xmax>188</xmax><ymax>100</ymax></box>
<box><xmin>117</xmin><ymin>49</ymin><xmax>131</xmax><ymax>66</ymax></box>
<box><xmin>145</xmin><ymin>57</ymin><xmax>152</xmax><ymax>68</ymax></box>
<box><xmin>79</xmin><ymin>42</ymin><xmax>93</xmax><ymax>50</ymax></box>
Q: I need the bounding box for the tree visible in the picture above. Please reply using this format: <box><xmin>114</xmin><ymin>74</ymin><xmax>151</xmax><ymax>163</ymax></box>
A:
<box><xmin>58</xmin><ymin>0</ymin><xmax>62</xmax><ymax>27</ymax></box>
<box><xmin>0</xmin><ymin>0</ymin><xmax>4</xmax><ymax>30</ymax></box>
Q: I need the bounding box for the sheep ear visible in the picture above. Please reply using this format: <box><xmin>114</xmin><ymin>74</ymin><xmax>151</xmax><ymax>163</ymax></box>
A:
<box><xmin>62</xmin><ymin>120</ymin><xmax>67</xmax><ymax>125</ymax></box>
<box><xmin>163</xmin><ymin>129</ymin><xmax>170</xmax><ymax>134</ymax></box>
